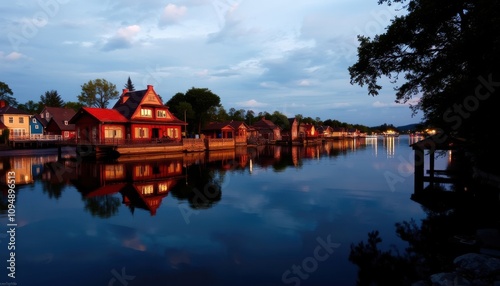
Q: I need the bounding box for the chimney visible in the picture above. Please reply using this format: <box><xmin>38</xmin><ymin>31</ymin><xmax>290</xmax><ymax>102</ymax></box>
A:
<box><xmin>121</xmin><ymin>89</ymin><xmax>129</xmax><ymax>103</ymax></box>
<box><xmin>0</xmin><ymin>100</ymin><xmax>6</xmax><ymax>108</ymax></box>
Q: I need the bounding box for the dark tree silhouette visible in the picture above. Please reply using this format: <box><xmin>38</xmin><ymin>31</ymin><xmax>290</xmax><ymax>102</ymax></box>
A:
<box><xmin>40</xmin><ymin>90</ymin><xmax>64</xmax><ymax>107</ymax></box>
<box><xmin>124</xmin><ymin>76</ymin><xmax>135</xmax><ymax>91</ymax></box>
<box><xmin>0</xmin><ymin>81</ymin><xmax>17</xmax><ymax>106</ymax></box>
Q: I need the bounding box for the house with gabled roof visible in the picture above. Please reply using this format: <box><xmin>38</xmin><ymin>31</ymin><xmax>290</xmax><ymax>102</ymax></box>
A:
<box><xmin>44</xmin><ymin>107</ymin><xmax>76</xmax><ymax>140</ymax></box>
<box><xmin>202</xmin><ymin>120</ymin><xmax>250</xmax><ymax>139</ymax></box>
<box><xmin>252</xmin><ymin>117</ymin><xmax>281</xmax><ymax>140</ymax></box>
<box><xmin>113</xmin><ymin>85</ymin><xmax>186</xmax><ymax>141</ymax></box>
<box><xmin>29</xmin><ymin>114</ymin><xmax>46</xmax><ymax>139</ymax></box>
<box><xmin>0</xmin><ymin>100</ymin><xmax>30</xmax><ymax>140</ymax></box>
<box><xmin>69</xmin><ymin>107</ymin><xmax>129</xmax><ymax>144</ymax></box>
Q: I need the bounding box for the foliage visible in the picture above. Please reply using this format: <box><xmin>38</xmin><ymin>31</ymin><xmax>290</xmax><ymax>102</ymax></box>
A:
<box><xmin>124</xmin><ymin>76</ymin><xmax>135</xmax><ymax>91</ymax></box>
<box><xmin>64</xmin><ymin>101</ymin><xmax>84</xmax><ymax>112</ymax></box>
<box><xmin>0</xmin><ymin>129</ymin><xmax>9</xmax><ymax>144</ymax></box>
<box><xmin>78</xmin><ymin>79</ymin><xmax>119</xmax><ymax>108</ymax></box>
<box><xmin>184</xmin><ymin>87</ymin><xmax>221</xmax><ymax>134</ymax></box>
<box><xmin>349</xmin><ymin>0</ymin><xmax>500</xmax><ymax>167</ymax></box>
<box><xmin>17</xmin><ymin>100</ymin><xmax>41</xmax><ymax>114</ymax></box>
<box><xmin>0</xmin><ymin>81</ymin><xmax>17</xmax><ymax>106</ymax></box>
<box><xmin>40</xmin><ymin>90</ymin><xmax>64</xmax><ymax>107</ymax></box>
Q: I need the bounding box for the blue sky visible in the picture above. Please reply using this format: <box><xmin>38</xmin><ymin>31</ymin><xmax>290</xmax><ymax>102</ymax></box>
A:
<box><xmin>0</xmin><ymin>0</ymin><xmax>422</xmax><ymax>127</ymax></box>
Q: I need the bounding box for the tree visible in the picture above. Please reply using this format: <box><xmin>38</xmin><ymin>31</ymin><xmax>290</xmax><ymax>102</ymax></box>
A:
<box><xmin>245</xmin><ymin>110</ymin><xmax>255</xmax><ymax>125</ymax></box>
<box><xmin>184</xmin><ymin>87</ymin><xmax>221</xmax><ymax>134</ymax></box>
<box><xmin>124</xmin><ymin>76</ymin><xmax>135</xmax><ymax>91</ymax></box>
<box><xmin>78</xmin><ymin>79</ymin><xmax>119</xmax><ymax>108</ymax></box>
<box><xmin>40</xmin><ymin>90</ymin><xmax>64</xmax><ymax>107</ymax></box>
<box><xmin>17</xmin><ymin>100</ymin><xmax>41</xmax><ymax>114</ymax></box>
<box><xmin>166</xmin><ymin>92</ymin><xmax>187</xmax><ymax>116</ymax></box>
<box><xmin>0</xmin><ymin>81</ymin><xmax>17</xmax><ymax>106</ymax></box>
<box><xmin>64</xmin><ymin>101</ymin><xmax>84</xmax><ymax>112</ymax></box>
<box><xmin>348</xmin><ymin>0</ymin><xmax>500</xmax><ymax>169</ymax></box>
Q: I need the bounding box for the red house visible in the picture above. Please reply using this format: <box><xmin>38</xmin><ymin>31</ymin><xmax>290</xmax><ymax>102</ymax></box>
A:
<box><xmin>113</xmin><ymin>85</ymin><xmax>186</xmax><ymax>141</ymax></box>
<box><xmin>69</xmin><ymin>107</ymin><xmax>128</xmax><ymax>144</ymax></box>
<box><xmin>44</xmin><ymin>107</ymin><xmax>77</xmax><ymax>140</ymax></box>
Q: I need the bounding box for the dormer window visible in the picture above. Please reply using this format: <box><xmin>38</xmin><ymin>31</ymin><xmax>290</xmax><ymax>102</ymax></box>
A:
<box><xmin>140</xmin><ymin>108</ymin><xmax>152</xmax><ymax>117</ymax></box>
<box><xmin>32</xmin><ymin>118</ymin><xmax>37</xmax><ymax>123</ymax></box>
<box><xmin>64</xmin><ymin>120</ymin><xmax>68</xmax><ymax>125</ymax></box>
<box><xmin>157</xmin><ymin>110</ymin><xmax>166</xmax><ymax>118</ymax></box>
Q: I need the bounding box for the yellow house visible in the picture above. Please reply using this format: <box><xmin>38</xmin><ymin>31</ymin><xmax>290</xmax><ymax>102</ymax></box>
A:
<box><xmin>0</xmin><ymin>100</ymin><xmax>30</xmax><ymax>140</ymax></box>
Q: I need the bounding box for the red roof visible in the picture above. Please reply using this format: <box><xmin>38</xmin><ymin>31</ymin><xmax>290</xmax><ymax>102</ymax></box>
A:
<box><xmin>81</xmin><ymin>107</ymin><xmax>128</xmax><ymax>123</ymax></box>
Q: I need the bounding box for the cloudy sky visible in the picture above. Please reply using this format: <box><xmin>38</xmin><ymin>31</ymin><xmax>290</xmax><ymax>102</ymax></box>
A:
<box><xmin>0</xmin><ymin>0</ymin><xmax>422</xmax><ymax>126</ymax></box>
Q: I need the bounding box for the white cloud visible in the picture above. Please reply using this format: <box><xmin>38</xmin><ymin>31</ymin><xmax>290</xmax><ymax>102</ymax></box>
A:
<box><xmin>102</xmin><ymin>25</ymin><xmax>140</xmax><ymax>51</ymax></box>
<box><xmin>1</xmin><ymin>51</ymin><xmax>24</xmax><ymax>61</ymax></box>
<box><xmin>159</xmin><ymin>4</ymin><xmax>187</xmax><ymax>27</ymax></box>
<box><xmin>236</xmin><ymin>99</ymin><xmax>268</xmax><ymax>108</ymax></box>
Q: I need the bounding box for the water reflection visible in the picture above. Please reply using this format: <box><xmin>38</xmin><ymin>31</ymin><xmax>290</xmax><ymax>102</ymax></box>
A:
<box><xmin>1</xmin><ymin>136</ymin><xmax>449</xmax><ymax>286</ymax></box>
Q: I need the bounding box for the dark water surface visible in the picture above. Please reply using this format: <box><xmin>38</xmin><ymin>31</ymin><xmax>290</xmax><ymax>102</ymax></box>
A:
<box><xmin>0</xmin><ymin>136</ymin><xmax>446</xmax><ymax>286</ymax></box>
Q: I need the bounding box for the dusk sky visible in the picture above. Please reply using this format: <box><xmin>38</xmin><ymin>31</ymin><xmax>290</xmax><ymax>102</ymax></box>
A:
<box><xmin>1</xmin><ymin>0</ymin><xmax>422</xmax><ymax>127</ymax></box>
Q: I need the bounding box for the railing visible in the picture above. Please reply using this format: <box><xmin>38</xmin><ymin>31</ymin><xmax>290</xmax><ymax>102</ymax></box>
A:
<box><xmin>10</xmin><ymin>134</ymin><xmax>63</xmax><ymax>141</ymax></box>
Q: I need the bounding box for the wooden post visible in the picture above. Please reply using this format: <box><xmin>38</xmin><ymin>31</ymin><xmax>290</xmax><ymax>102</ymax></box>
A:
<box><xmin>429</xmin><ymin>149</ymin><xmax>435</xmax><ymax>188</ymax></box>
<box><xmin>414</xmin><ymin>147</ymin><xmax>424</xmax><ymax>193</ymax></box>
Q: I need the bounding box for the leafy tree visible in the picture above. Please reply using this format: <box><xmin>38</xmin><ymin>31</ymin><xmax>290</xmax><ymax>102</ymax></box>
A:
<box><xmin>245</xmin><ymin>110</ymin><xmax>255</xmax><ymax>125</ymax></box>
<box><xmin>0</xmin><ymin>81</ymin><xmax>17</xmax><ymax>106</ymax></box>
<box><xmin>270</xmin><ymin>111</ymin><xmax>290</xmax><ymax>129</ymax></box>
<box><xmin>348</xmin><ymin>0</ymin><xmax>500</xmax><ymax>169</ymax></box>
<box><xmin>64</xmin><ymin>101</ymin><xmax>84</xmax><ymax>112</ymax></box>
<box><xmin>17</xmin><ymin>100</ymin><xmax>40</xmax><ymax>114</ymax></box>
<box><xmin>165</xmin><ymin>92</ymin><xmax>186</xmax><ymax>116</ymax></box>
<box><xmin>78</xmin><ymin>79</ymin><xmax>119</xmax><ymax>108</ymax></box>
<box><xmin>124</xmin><ymin>76</ymin><xmax>135</xmax><ymax>91</ymax></box>
<box><xmin>40</xmin><ymin>90</ymin><xmax>64</xmax><ymax>107</ymax></box>
<box><xmin>185</xmin><ymin>87</ymin><xmax>221</xmax><ymax>133</ymax></box>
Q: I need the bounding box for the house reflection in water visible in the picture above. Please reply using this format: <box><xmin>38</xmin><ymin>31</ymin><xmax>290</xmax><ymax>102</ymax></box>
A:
<box><xmin>72</xmin><ymin>158</ymin><xmax>184</xmax><ymax>216</ymax></box>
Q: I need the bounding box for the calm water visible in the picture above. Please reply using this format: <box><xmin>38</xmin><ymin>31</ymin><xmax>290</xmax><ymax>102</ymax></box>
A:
<box><xmin>0</xmin><ymin>136</ymin><xmax>447</xmax><ymax>286</ymax></box>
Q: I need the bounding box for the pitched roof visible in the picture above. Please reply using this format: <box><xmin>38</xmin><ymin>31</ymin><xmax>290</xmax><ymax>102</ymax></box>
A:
<box><xmin>113</xmin><ymin>89</ymin><xmax>148</xmax><ymax>119</ymax></box>
<box><xmin>0</xmin><ymin>105</ymin><xmax>29</xmax><ymax>115</ymax></box>
<box><xmin>33</xmin><ymin>114</ymin><xmax>48</xmax><ymax>127</ymax></box>
<box><xmin>72</xmin><ymin>107</ymin><xmax>128</xmax><ymax>123</ymax></box>
<box><xmin>46</xmin><ymin>108</ymin><xmax>76</xmax><ymax>131</ymax></box>
<box><xmin>203</xmin><ymin>121</ymin><xmax>248</xmax><ymax>131</ymax></box>
<box><xmin>253</xmin><ymin>117</ymin><xmax>280</xmax><ymax>130</ymax></box>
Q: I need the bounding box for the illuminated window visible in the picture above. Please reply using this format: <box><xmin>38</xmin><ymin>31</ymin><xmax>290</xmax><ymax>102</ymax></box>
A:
<box><xmin>8</xmin><ymin>117</ymin><xmax>13</xmax><ymax>124</ymax></box>
<box><xmin>141</xmin><ymin>185</ymin><xmax>154</xmax><ymax>195</ymax></box>
<box><xmin>140</xmin><ymin>109</ymin><xmax>152</xmax><ymax>117</ymax></box>
<box><xmin>158</xmin><ymin>183</ymin><xmax>168</xmax><ymax>193</ymax></box>
<box><xmin>157</xmin><ymin>110</ymin><xmax>166</xmax><ymax>118</ymax></box>
<box><xmin>64</xmin><ymin>120</ymin><xmax>68</xmax><ymax>125</ymax></box>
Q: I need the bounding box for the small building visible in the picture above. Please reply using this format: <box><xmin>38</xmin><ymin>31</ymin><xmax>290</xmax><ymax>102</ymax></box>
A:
<box><xmin>0</xmin><ymin>100</ymin><xmax>30</xmax><ymax>140</ymax></box>
<box><xmin>281</xmin><ymin>118</ymin><xmax>299</xmax><ymax>143</ymax></box>
<box><xmin>317</xmin><ymin>126</ymin><xmax>333</xmax><ymax>137</ymax></box>
<box><xmin>332</xmin><ymin>127</ymin><xmax>346</xmax><ymax>138</ymax></box>
<box><xmin>69</xmin><ymin>107</ymin><xmax>129</xmax><ymax>144</ymax></box>
<box><xmin>44</xmin><ymin>107</ymin><xmax>77</xmax><ymax>140</ymax></box>
<box><xmin>113</xmin><ymin>85</ymin><xmax>186</xmax><ymax>141</ymax></box>
<box><xmin>202</xmin><ymin>121</ymin><xmax>250</xmax><ymax>139</ymax></box>
<box><xmin>29</xmin><ymin>115</ymin><xmax>46</xmax><ymax>138</ymax></box>
<box><xmin>299</xmin><ymin>123</ymin><xmax>318</xmax><ymax>138</ymax></box>
<box><xmin>252</xmin><ymin>117</ymin><xmax>281</xmax><ymax>140</ymax></box>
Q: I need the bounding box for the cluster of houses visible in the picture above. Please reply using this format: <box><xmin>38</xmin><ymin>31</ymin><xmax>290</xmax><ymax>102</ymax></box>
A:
<box><xmin>0</xmin><ymin>85</ymin><xmax>365</xmax><ymax>150</ymax></box>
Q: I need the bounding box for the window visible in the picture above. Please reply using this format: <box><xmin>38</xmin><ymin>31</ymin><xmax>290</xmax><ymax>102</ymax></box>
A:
<box><xmin>157</xmin><ymin>110</ymin><xmax>166</xmax><ymax>118</ymax></box>
<box><xmin>64</xmin><ymin>120</ymin><xmax>68</xmax><ymax>125</ymax></box>
<box><xmin>35</xmin><ymin>125</ymin><xmax>39</xmax><ymax>129</ymax></box>
<box><xmin>64</xmin><ymin>131</ymin><xmax>69</xmax><ymax>137</ymax></box>
<box><xmin>46</xmin><ymin>112</ymin><xmax>49</xmax><ymax>119</ymax></box>
<box><xmin>8</xmin><ymin>117</ymin><xmax>13</xmax><ymax>124</ymax></box>
<box><xmin>19</xmin><ymin>117</ymin><xmax>24</xmax><ymax>124</ymax></box>
<box><xmin>32</xmin><ymin>118</ymin><xmax>37</xmax><ymax>123</ymax></box>
<box><xmin>140</xmin><ymin>109</ymin><xmax>152</xmax><ymax>117</ymax></box>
